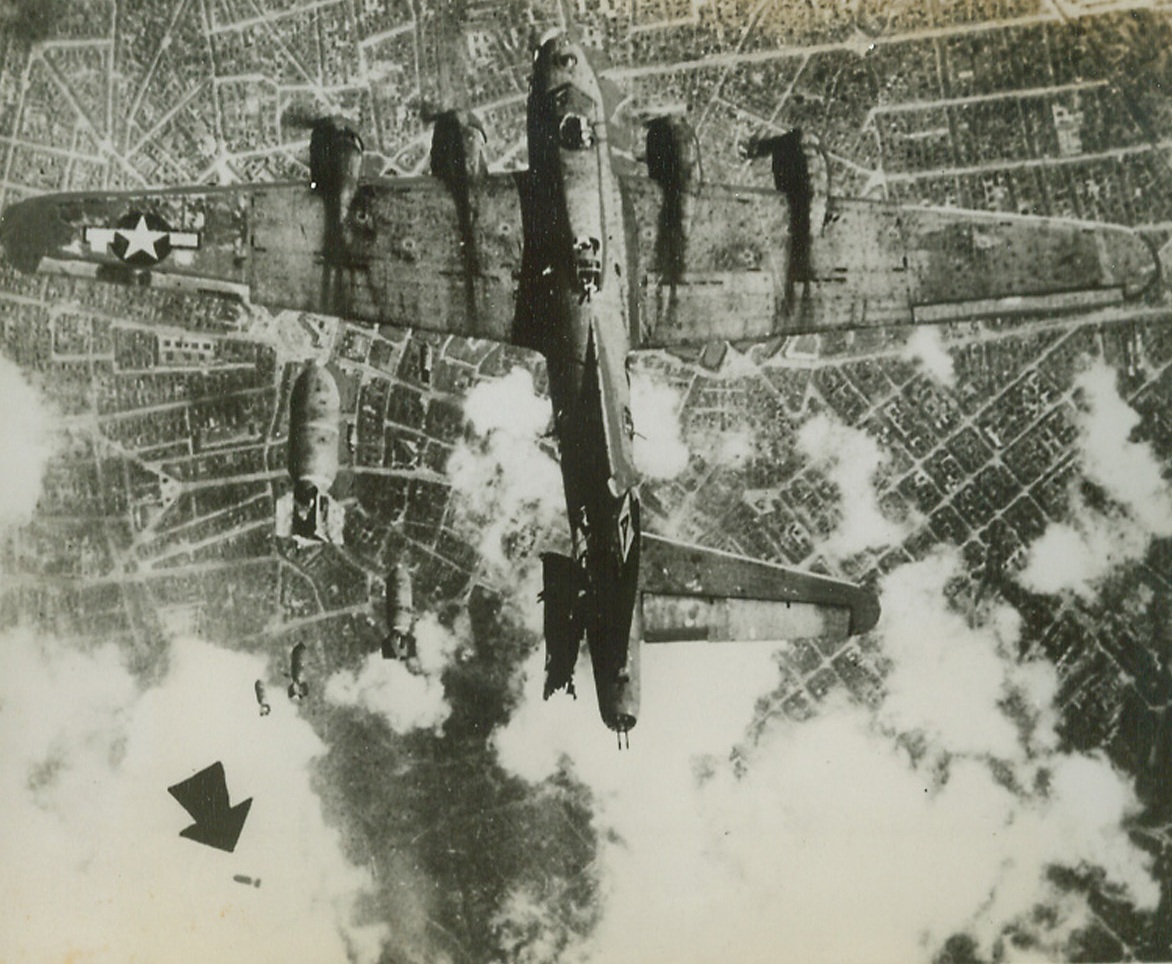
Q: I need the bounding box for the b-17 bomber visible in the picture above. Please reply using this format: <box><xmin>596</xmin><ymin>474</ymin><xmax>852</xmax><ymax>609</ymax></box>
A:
<box><xmin>6</xmin><ymin>1</ymin><xmax>1172</xmax><ymax>961</ymax></box>
<box><xmin>0</xmin><ymin>31</ymin><xmax>1159</xmax><ymax>740</ymax></box>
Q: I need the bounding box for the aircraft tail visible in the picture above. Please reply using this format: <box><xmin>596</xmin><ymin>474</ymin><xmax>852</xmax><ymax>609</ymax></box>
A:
<box><xmin>637</xmin><ymin>532</ymin><xmax>879</xmax><ymax>643</ymax></box>
<box><xmin>275</xmin><ymin>487</ymin><xmax>346</xmax><ymax>546</ymax></box>
<box><xmin>381</xmin><ymin>631</ymin><xmax>416</xmax><ymax>661</ymax></box>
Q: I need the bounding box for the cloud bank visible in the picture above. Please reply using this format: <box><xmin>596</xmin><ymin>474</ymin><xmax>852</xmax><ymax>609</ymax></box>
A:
<box><xmin>903</xmin><ymin>328</ymin><xmax>957</xmax><ymax>387</ymax></box>
<box><xmin>491</xmin><ymin>544</ymin><xmax>1156</xmax><ymax>963</ymax></box>
<box><xmin>0</xmin><ymin>355</ymin><xmax>55</xmax><ymax>531</ymax></box>
<box><xmin>1020</xmin><ymin>360</ymin><xmax>1172</xmax><ymax>598</ymax></box>
<box><xmin>448</xmin><ymin>367</ymin><xmax>564</xmax><ymax>577</ymax></box>
<box><xmin>0</xmin><ymin>356</ymin><xmax>387</xmax><ymax>962</ymax></box>
<box><xmin>796</xmin><ymin>412</ymin><xmax>909</xmax><ymax>558</ymax></box>
<box><xmin>470</xmin><ymin>357</ymin><xmax>1160</xmax><ymax>962</ymax></box>
<box><xmin>324</xmin><ymin>612</ymin><xmax>462</xmax><ymax>735</ymax></box>
<box><xmin>0</xmin><ymin>633</ymin><xmax>388</xmax><ymax>963</ymax></box>
<box><xmin>629</xmin><ymin>369</ymin><xmax>690</xmax><ymax>480</ymax></box>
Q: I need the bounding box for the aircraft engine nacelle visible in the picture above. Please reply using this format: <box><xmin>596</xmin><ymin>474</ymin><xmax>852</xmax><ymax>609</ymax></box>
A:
<box><xmin>540</xmin><ymin>552</ymin><xmax>585</xmax><ymax>700</ymax></box>
<box><xmin>645</xmin><ymin>115</ymin><xmax>700</xmax><ymax>194</ymax></box>
<box><xmin>430</xmin><ymin>111</ymin><xmax>488</xmax><ymax>185</ymax></box>
<box><xmin>745</xmin><ymin>129</ymin><xmax>830</xmax><ymax>236</ymax></box>
<box><xmin>309</xmin><ymin>116</ymin><xmax>364</xmax><ymax>201</ymax></box>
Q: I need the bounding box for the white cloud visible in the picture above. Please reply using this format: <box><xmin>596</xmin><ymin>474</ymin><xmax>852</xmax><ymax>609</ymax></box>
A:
<box><xmin>903</xmin><ymin>328</ymin><xmax>956</xmax><ymax>387</ymax></box>
<box><xmin>463</xmin><ymin>366</ymin><xmax>551</xmax><ymax>439</ymax></box>
<box><xmin>493</xmin><ymin>638</ymin><xmax>779</xmax><ymax>791</ymax></box>
<box><xmin>687</xmin><ymin>423</ymin><xmax>755</xmax><ymax>471</ymax></box>
<box><xmin>0</xmin><ymin>355</ymin><xmax>55</xmax><ymax>532</ymax></box>
<box><xmin>715</xmin><ymin>344</ymin><xmax>761</xmax><ymax>379</ymax></box>
<box><xmin>325</xmin><ymin>657</ymin><xmax>450</xmax><ymax>735</ymax></box>
<box><xmin>1019</xmin><ymin>505</ymin><xmax>1149</xmax><ymax>600</ymax></box>
<box><xmin>461</xmin><ymin>360</ymin><xmax>1157</xmax><ymax>963</ymax></box>
<box><xmin>1075</xmin><ymin>362</ymin><xmax>1172</xmax><ymax>533</ymax></box>
<box><xmin>492</xmin><ymin>884</ymin><xmax>589</xmax><ymax>964</ymax></box>
<box><xmin>324</xmin><ymin>612</ymin><xmax>461</xmax><ymax>735</ymax></box>
<box><xmin>0</xmin><ymin>354</ymin><xmax>393</xmax><ymax>963</ymax></box>
<box><xmin>491</xmin><ymin>546</ymin><xmax>1156</xmax><ymax>963</ymax></box>
<box><xmin>413</xmin><ymin>610</ymin><xmax>464</xmax><ymax>676</ymax></box>
<box><xmin>796</xmin><ymin>412</ymin><xmax>908</xmax><ymax>558</ymax></box>
<box><xmin>878</xmin><ymin>549</ymin><xmax>1058</xmax><ymax>761</ymax></box>
<box><xmin>0</xmin><ymin>632</ymin><xmax>388</xmax><ymax>964</ymax></box>
<box><xmin>712</xmin><ymin>427</ymin><xmax>754</xmax><ymax>466</ymax></box>
<box><xmin>449</xmin><ymin>367</ymin><xmax>564</xmax><ymax>574</ymax></box>
<box><xmin>629</xmin><ymin>369</ymin><xmax>690</xmax><ymax>481</ymax></box>
<box><xmin>1020</xmin><ymin>360</ymin><xmax>1172</xmax><ymax>597</ymax></box>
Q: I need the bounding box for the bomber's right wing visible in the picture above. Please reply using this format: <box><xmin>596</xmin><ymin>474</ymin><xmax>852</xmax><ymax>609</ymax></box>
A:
<box><xmin>638</xmin><ymin>532</ymin><xmax>879</xmax><ymax>645</ymax></box>
<box><xmin>620</xmin><ymin>176</ymin><xmax>1159</xmax><ymax>349</ymax></box>
<box><xmin>0</xmin><ymin>174</ymin><xmax>530</xmax><ymax>344</ymax></box>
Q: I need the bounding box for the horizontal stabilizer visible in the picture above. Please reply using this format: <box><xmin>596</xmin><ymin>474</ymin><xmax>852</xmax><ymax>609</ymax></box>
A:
<box><xmin>642</xmin><ymin>594</ymin><xmax>851</xmax><ymax>643</ymax></box>
<box><xmin>638</xmin><ymin>532</ymin><xmax>879</xmax><ymax>643</ymax></box>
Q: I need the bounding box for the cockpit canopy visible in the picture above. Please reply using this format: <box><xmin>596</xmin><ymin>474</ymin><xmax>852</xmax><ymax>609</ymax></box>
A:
<box><xmin>559</xmin><ymin>113</ymin><xmax>594</xmax><ymax>150</ymax></box>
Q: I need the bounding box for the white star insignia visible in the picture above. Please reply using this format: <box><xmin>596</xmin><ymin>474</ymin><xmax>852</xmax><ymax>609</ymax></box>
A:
<box><xmin>117</xmin><ymin>215</ymin><xmax>167</xmax><ymax>261</ymax></box>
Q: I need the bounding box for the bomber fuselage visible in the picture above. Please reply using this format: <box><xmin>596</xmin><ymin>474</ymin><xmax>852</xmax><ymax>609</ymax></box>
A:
<box><xmin>526</xmin><ymin>35</ymin><xmax>642</xmax><ymax>735</ymax></box>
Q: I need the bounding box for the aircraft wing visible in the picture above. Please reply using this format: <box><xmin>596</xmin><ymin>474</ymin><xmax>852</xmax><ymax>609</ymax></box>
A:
<box><xmin>0</xmin><ymin>175</ymin><xmax>529</xmax><ymax>343</ymax></box>
<box><xmin>637</xmin><ymin>532</ymin><xmax>880</xmax><ymax>644</ymax></box>
<box><xmin>619</xmin><ymin>175</ymin><xmax>1158</xmax><ymax>348</ymax></box>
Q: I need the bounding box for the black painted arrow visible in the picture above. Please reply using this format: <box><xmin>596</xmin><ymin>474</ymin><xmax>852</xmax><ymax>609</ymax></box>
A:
<box><xmin>167</xmin><ymin>762</ymin><xmax>252</xmax><ymax>853</ymax></box>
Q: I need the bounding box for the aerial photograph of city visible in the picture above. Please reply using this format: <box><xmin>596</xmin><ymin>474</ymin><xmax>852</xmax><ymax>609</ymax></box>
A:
<box><xmin>1</xmin><ymin>0</ymin><xmax>1172</xmax><ymax>960</ymax></box>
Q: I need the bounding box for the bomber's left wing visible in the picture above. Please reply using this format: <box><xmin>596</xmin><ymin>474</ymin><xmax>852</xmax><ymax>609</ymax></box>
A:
<box><xmin>638</xmin><ymin>532</ymin><xmax>879</xmax><ymax>644</ymax></box>
<box><xmin>0</xmin><ymin>175</ymin><xmax>528</xmax><ymax>343</ymax></box>
<box><xmin>620</xmin><ymin>175</ymin><xmax>1159</xmax><ymax>349</ymax></box>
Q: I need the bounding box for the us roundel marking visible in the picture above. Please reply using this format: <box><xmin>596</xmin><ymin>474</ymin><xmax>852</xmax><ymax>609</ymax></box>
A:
<box><xmin>112</xmin><ymin>211</ymin><xmax>173</xmax><ymax>265</ymax></box>
<box><xmin>84</xmin><ymin>211</ymin><xmax>202</xmax><ymax>266</ymax></box>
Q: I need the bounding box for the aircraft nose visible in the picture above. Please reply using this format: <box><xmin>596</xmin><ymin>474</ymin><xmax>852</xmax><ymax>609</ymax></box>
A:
<box><xmin>0</xmin><ymin>195</ymin><xmax>61</xmax><ymax>274</ymax></box>
<box><xmin>535</xmin><ymin>29</ymin><xmax>567</xmax><ymax>58</ymax></box>
<box><xmin>547</xmin><ymin>40</ymin><xmax>580</xmax><ymax>71</ymax></box>
<box><xmin>534</xmin><ymin>32</ymin><xmax>587</xmax><ymax>88</ymax></box>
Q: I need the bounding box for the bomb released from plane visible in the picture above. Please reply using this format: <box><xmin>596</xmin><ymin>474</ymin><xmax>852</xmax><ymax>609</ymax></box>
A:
<box><xmin>254</xmin><ymin>679</ymin><xmax>271</xmax><ymax>716</ymax></box>
<box><xmin>382</xmin><ymin>563</ymin><xmax>417</xmax><ymax>662</ymax></box>
<box><xmin>287</xmin><ymin>642</ymin><xmax>309</xmax><ymax>700</ymax></box>
<box><xmin>279</xmin><ymin>364</ymin><xmax>346</xmax><ymax>546</ymax></box>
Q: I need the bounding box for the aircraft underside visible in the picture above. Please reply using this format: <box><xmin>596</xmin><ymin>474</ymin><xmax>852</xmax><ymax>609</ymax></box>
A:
<box><xmin>0</xmin><ymin>31</ymin><xmax>1154</xmax><ymax>738</ymax></box>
